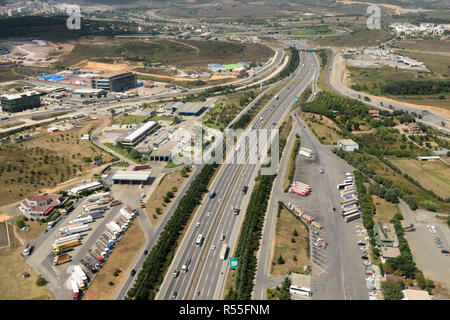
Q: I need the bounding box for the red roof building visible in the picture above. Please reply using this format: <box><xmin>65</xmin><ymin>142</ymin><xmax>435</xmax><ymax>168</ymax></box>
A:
<box><xmin>19</xmin><ymin>194</ymin><xmax>64</xmax><ymax>217</ymax></box>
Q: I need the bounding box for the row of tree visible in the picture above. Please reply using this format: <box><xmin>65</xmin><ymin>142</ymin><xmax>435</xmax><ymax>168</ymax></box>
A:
<box><xmin>380</xmin><ymin>80</ymin><xmax>450</xmax><ymax>96</ymax></box>
<box><xmin>225</xmin><ymin>172</ymin><xmax>276</xmax><ymax>300</ymax></box>
<box><xmin>125</xmin><ymin>164</ymin><xmax>217</xmax><ymax>300</ymax></box>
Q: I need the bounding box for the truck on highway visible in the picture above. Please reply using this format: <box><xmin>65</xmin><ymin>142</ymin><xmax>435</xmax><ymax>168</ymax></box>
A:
<box><xmin>69</xmin><ymin>216</ymin><xmax>94</xmax><ymax>225</ymax></box>
<box><xmin>53</xmin><ymin>253</ymin><xmax>71</xmax><ymax>266</ymax></box>
<box><xmin>219</xmin><ymin>244</ymin><xmax>229</xmax><ymax>260</ymax></box>
<box><xmin>60</xmin><ymin>224</ymin><xmax>90</xmax><ymax>236</ymax></box>
<box><xmin>52</xmin><ymin>239</ymin><xmax>80</xmax><ymax>254</ymax></box>
<box><xmin>71</xmin><ymin>279</ymin><xmax>80</xmax><ymax>300</ymax></box>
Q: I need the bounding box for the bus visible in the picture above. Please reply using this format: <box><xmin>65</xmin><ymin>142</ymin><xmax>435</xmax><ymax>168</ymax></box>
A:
<box><xmin>342</xmin><ymin>208</ymin><xmax>360</xmax><ymax>217</ymax></box>
<box><xmin>337</xmin><ymin>182</ymin><xmax>353</xmax><ymax>190</ymax></box>
<box><xmin>219</xmin><ymin>244</ymin><xmax>229</xmax><ymax>260</ymax></box>
<box><xmin>344</xmin><ymin>211</ymin><xmax>362</xmax><ymax>223</ymax></box>
<box><xmin>289</xmin><ymin>285</ymin><xmax>312</xmax><ymax>297</ymax></box>
<box><xmin>195</xmin><ymin>234</ymin><xmax>204</xmax><ymax>247</ymax></box>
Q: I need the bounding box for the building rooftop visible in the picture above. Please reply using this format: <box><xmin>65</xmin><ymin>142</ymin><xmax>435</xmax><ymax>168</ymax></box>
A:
<box><xmin>174</xmin><ymin>102</ymin><xmax>208</xmax><ymax>114</ymax></box>
<box><xmin>338</xmin><ymin>139</ymin><xmax>358</xmax><ymax>145</ymax></box>
<box><xmin>402</xmin><ymin>289</ymin><xmax>431</xmax><ymax>300</ymax></box>
<box><xmin>380</xmin><ymin>246</ymin><xmax>401</xmax><ymax>258</ymax></box>
<box><xmin>122</xmin><ymin>121</ymin><xmax>157</xmax><ymax>143</ymax></box>
<box><xmin>94</xmin><ymin>70</ymin><xmax>134</xmax><ymax>79</ymax></box>
<box><xmin>1</xmin><ymin>90</ymin><xmax>40</xmax><ymax>100</ymax></box>
<box><xmin>111</xmin><ymin>171</ymin><xmax>152</xmax><ymax>181</ymax></box>
<box><xmin>69</xmin><ymin>181</ymin><xmax>102</xmax><ymax>194</ymax></box>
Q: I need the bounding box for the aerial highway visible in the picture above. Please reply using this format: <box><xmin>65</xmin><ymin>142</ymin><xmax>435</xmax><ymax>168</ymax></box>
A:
<box><xmin>156</xmin><ymin>51</ymin><xmax>318</xmax><ymax>300</ymax></box>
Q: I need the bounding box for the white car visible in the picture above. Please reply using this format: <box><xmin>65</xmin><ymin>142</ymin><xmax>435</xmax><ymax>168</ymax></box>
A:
<box><xmin>369</xmin><ymin>292</ymin><xmax>377</xmax><ymax>297</ymax></box>
<box><xmin>211</xmin><ymin>245</ymin><xmax>216</xmax><ymax>250</ymax></box>
<box><xmin>196</xmin><ymin>222</ymin><xmax>201</xmax><ymax>228</ymax></box>
<box><xmin>207</xmin><ymin>212</ymin><xmax>211</xmax><ymax>217</ymax></box>
<box><xmin>364</xmin><ymin>261</ymin><xmax>372</xmax><ymax>267</ymax></box>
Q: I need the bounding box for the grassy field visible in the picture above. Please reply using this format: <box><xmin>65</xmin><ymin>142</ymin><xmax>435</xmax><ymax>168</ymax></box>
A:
<box><xmin>0</xmin><ymin>121</ymin><xmax>113</xmax><ymax>206</ymax></box>
<box><xmin>0</xmin><ymin>66</ymin><xmax>24</xmax><ymax>82</ymax></box>
<box><xmin>145</xmin><ymin>170</ymin><xmax>190</xmax><ymax>226</ymax></box>
<box><xmin>270</xmin><ymin>207</ymin><xmax>309</xmax><ymax>277</ymax></box>
<box><xmin>0</xmin><ymin>220</ymin><xmax>53</xmax><ymax>300</ymax></box>
<box><xmin>59</xmin><ymin>39</ymin><xmax>273</xmax><ymax>68</ymax></box>
<box><xmin>30</xmin><ymin>111</ymin><xmax>71</xmax><ymax>121</ymax></box>
<box><xmin>311</xmin><ymin>28</ymin><xmax>392</xmax><ymax>48</ymax></box>
<box><xmin>396</xmin><ymin>50</ymin><xmax>450</xmax><ymax>78</ymax></box>
<box><xmin>390</xmin><ymin>158</ymin><xmax>450</xmax><ymax>199</ymax></box>
<box><xmin>82</xmin><ymin>219</ymin><xmax>145</xmax><ymax>300</ymax></box>
<box><xmin>372</xmin><ymin>195</ymin><xmax>399</xmax><ymax>223</ymax></box>
<box><xmin>317</xmin><ymin>49</ymin><xmax>333</xmax><ymax>92</ymax></box>
<box><xmin>298</xmin><ymin>111</ymin><xmax>343</xmax><ymax>145</ymax></box>
<box><xmin>112</xmin><ymin>115</ymin><xmax>148</xmax><ymax>126</ymax></box>
<box><xmin>284</xmin><ymin>137</ymin><xmax>300</xmax><ymax>192</ymax></box>
<box><xmin>0</xmin><ymin>120</ymin><xmax>25</xmax><ymax>129</ymax></box>
<box><xmin>393</xmin><ymin>39</ymin><xmax>450</xmax><ymax>54</ymax></box>
<box><xmin>103</xmin><ymin>143</ymin><xmax>145</xmax><ymax>164</ymax></box>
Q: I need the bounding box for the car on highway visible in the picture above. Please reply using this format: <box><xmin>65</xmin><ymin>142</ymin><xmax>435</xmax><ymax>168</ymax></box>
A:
<box><xmin>130</xmin><ymin>269</ymin><xmax>136</xmax><ymax>276</ymax></box>
<box><xmin>172</xmin><ymin>291</ymin><xmax>177</xmax><ymax>298</ymax></box>
<box><xmin>242</xmin><ymin>186</ymin><xmax>248</xmax><ymax>195</ymax></box>
<box><xmin>207</xmin><ymin>211</ymin><xmax>211</xmax><ymax>217</ymax></box>
<box><xmin>220</xmin><ymin>234</ymin><xmax>225</xmax><ymax>241</ymax></box>
<box><xmin>143</xmin><ymin>250</ymin><xmax>148</xmax><ymax>255</ymax></box>
<box><xmin>173</xmin><ymin>270</ymin><xmax>179</xmax><ymax>278</ymax></box>
<box><xmin>211</xmin><ymin>245</ymin><xmax>216</xmax><ymax>250</ymax></box>
<box><xmin>196</xmin><ymin>222</ymin><xmax>201</xmax><ymax>228</ymax></box>
<box><xmin>232</xmin><ymin>207</ymin><xmax>240</xmax><ymax>215</ymax></box>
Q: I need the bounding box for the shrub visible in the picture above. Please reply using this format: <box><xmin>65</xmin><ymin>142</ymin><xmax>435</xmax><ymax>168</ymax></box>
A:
<box><xmin>36</xmin><ymin>277</ymin><xmax>47</xmax><ymax>286</ymax></box>
<box><xmin>277</xmin><ymin>255</ymin><xmax>285</xmax><ymax>265</ymax></box>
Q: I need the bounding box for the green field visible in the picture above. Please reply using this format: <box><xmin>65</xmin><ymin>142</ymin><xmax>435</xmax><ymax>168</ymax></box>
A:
<box><xmin>393</xmin><ymin>39</ymin><xmax>450</xmax><ymax>54</ymax></box>
<box><xmin>390</xmin><ymin>158</ymin><xmax>450</xmax><ymax>199</ymax></box>
<box><xmin>396</xmin><ymin>50</ymin><xmax>450</xmax><ymax>78</ymax></box>
<box><xmin>112</xmin><ymin>115</ymin><xmax>148</xmax><ymax>126</ymax></box>
<box><xmin>59</xmin><ymin>39</ymin><xmax>273</xmax><ymax>68</ymax></box>
<box><xmin>311</xmin><ymin>28</ymin><xmax>393</xmax><ymax>48</ymax></box>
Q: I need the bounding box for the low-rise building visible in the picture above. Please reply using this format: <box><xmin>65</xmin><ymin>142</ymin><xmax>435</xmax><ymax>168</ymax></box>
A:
<box><xmin>406</xmin><ymin>122</ymin><xmax>422</xmax><ymax>133</ymax></box>
<box><xmin>68</xmin><ymin>181</ymin><xmax>102</xmax><ymax>196</ymax></box>
<box><xmin>121</xmin><ymin>121</ymin><xmax>160</xmax><ymax>146</ymax></box>
<box><xmin>91</xmin><ymin>71</ymin><xmax>137</xmax><ymax>92</ymax></box>
<box><xmin>402</xmin><ymin>289</ymin><xmax>431</xmax><ymax>300</ymax></box>
<box><xmin>337</xmin><ymin>139</ymin><xmax>359</xmax><ymax>152</ymax></box>
<box><xmin>374</xmin><ymin>222</ymin><xmax>399</xmax><ymax>248</ymax></box>
<box><xmin>368</xmin><ymin>109</ymin><xmax>380</xmax><ymax>118</ymax></box>
<box><xmin>19</xmin><ymin>194</ymin><xmax>64</xmax><ymax>217</ymax></box>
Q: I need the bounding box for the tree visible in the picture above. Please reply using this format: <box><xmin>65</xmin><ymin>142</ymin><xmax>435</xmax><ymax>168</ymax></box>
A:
<box><xmin>381</xmin><ymin>279</ymin><xmax>404</xmax><ymax>300</ymax></box>
<box><xmin>36</xmin><ymin>276</ymin><xmax>47</xmax><ymax>287</ymax></box>
<box><xmin>129</xmin><ymin>149</ymin><xmax>139</xmax><ymax>159</ymax></box>
<box><xmin>293</xmin><ymin>229</ymin><xmax>298</xmax><ymax>237</ymax></box>
<box><xmin>278</xmin><ymin>276</ymin><xmax>291</xmax><ymax>300</ymax></box>
<box><xmin>277</xmin><ymin>255</ymin><xmax>285</xmax><ymax>265</ymax></box>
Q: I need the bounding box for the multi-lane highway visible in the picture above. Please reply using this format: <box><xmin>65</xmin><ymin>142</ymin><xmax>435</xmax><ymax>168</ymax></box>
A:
<box><xmin>156</xmin><ymin>51</ymin><xmax>318</xmax><ymax>300</ymax></box>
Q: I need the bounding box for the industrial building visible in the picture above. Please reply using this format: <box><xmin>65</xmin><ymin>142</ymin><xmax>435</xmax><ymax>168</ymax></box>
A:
<box><xmin>110</xmin><ymin>171</ymin><xmax>152</xmax><ymax>185</ymax></box>
<box><xmin>121</xmin><ymin>121</ymin><xmax>160</xmax><ymax>146</ymax></box>
<box><xmin>337</xmin><ymin>139</ymin><xmax>359</xmax><ymax>152</ymax></box>
<box><xmin>173</xmin><ymin>102</ymin><xmax>208</xmax><ymax>116</ymax></box>
<box><xmin>208</xmin><ymin>64</ymin><xmax>227</xmax><ymax>73</ymax></box>
<box><xmin>90</xmin><ymin>71</ymin><xmax>137</xmax><ymax>92</ymax></box>
<box><xmin>0</xmin><ymin>91</ymin><xmax>41</xmax><ymax>113</ymax></box>
<box><xmin>71</xmin><ymin>88</ymin><xmax>107</xmax><ymax>99</ymax></box>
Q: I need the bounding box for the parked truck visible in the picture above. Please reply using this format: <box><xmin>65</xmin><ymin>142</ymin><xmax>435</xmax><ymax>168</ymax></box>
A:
<box><xmin>62</xmin><ymin>203</ymin><xmax>75</xmax><ymax>215</ymax></box>
<box><xmin>72</xmin><ymin>273</ymin><xmax>85</xmax><ymax>290</ymax></box>
<box><xmin>53</xmin><ymin>233</ymin><xmax>82</xmax><ymax>245</ymax></box>
<box><xmin>110</xmin><ymin>200</ymin><xmax>121</xmax><ymax>207</ymax></box>
<box><xmin>74</xmin><ymin>265</ymin><xmax>88</xmax><ymax>282</ymax></box>
<box><xmin>53</xmin><ymin>253</ymin><xmax>71</xmax><ymax>265</ymax></box>
<box><xmin>105</xmin><ymin>229</ymin><xmax>117</xmax><ymax>241</ymax></box>
<box><xmin>60</xmin><ymin>224</ymin><xmax>90</xmax><ymax>236</ymax></box>
<box><xmin>69</xmin><ymin>216</ymin><xmax>94</xmax><ymax>225</ymax></box>
<box><xmin>88</xmin><ymin>192</ymin><xmax>111</xmax><ymax>202</ymax></box>
<box><xmin>71</xmin><ymin>279</ymin><xmax>79</xmax><ymax>300</ymax></box>
<box><xmin>133</xmin><ymin>165</ymin><xmax>150</xmax><ymax>171</ymax></box>
<box><xmin>95</xmin><ymin>240</ymin><xmax>109</xmax><ymax>253</ymax></box>
<box><xmin>118</xmin><ymin>215</ymin><xmax>130</xmax><ymax>225</ymax></box>
<box><xmin>84</xmin><ymin>204</ymin><xmax>108</xmax><ymax>213</ymax></box>
<box><xmin>88</xmin><ymin>250</ymin><xmax>104</xmax><ymax>263</ymax></box>
<box><xmin>107</xmin><ymin>221</ymin><xmax>122</xmax><ymax>234</ymax></box>
<box><xmin>120</xmin><ymin>208</ymin><xmax>133</xmax><ymax>221</ymax></box>
<box><xmin>53</xmin><ymin>239</ymin><xmax>80</xmax><ymax>254</ymax></box>
<box><xmin>90</xmin><ymin>211</ymin><xmax>104</xmax><ymax>219</ymax></box>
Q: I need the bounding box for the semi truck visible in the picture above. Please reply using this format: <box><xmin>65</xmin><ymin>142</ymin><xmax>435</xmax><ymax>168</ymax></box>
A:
<box><xmin>60</xmin><ymin>224</ymin><xmax>90</xmax><ymax>236</ymax></box>
<box><xmin>95</xmin><ymin>240</ymin><xmax>109</xmax><ymax>253</ymax></box>
<box><xmin>94</xmin><ymin>247</ymin><xmax>107</xmax><ymax>259</ymax></box>
<box><xmin>71</xmin><ymin>279</ymin><xmax>79</xmax><ymax>300</ymax></box>
<box><xmin>133</xmin><ymin>165</ymin><xmax>150</xmax><ymax>171</ymax></box>
<box><xmin>98</xmin><ymin>238</ymin><xmax>113</xmax><ymax>250</ymax></box>
<box><xmin>107</xmin><ymin>221</ymin><xmax>122</xmax><ymax>234</ymax></box>
<box><xmin>53</xmin><ymin>239</ymin><xmax>80</xmax><ymax>254</ymax></box>
<box><xmin>89</xmin><ymin>250</ymin><xmax>104</xmax><ymax>263</ymax></box>
<box><xmin>120</xmin><ymin>208</ymin><xmax>133</xmax><ymax>221</ymax></box>
<box><xmin>72</xmin><ymin>273</ymin><xmax>85</xmax><ymax>290</ymax></box>
<box><xmin>88</xmin><ymin>192</ymin><xmax>111</xmax><ymax>202</ymax></box>
<box><xmin>105</xmin><ymin>230</ymin><xmax>117</xmax><ymax>241</ymax></box>
<box><xmin>110</xmin><ymin>200</ymin><xmax>121</xmax><ymax>207</ymax></box>
<box><xmin>53</xmin><ymin>253</ymin><xmax>71</xmax><ymax>265</ymax></box>
<box><xmin>90</xmin><ymin>212</ymin><xmax>103</xmax><ymax>219</ymax></box>
<box><xmin>69</xmin><ymin>216</ymin><xmax>93</xmax><ymax>225</ymax></box>
<box><xmin>115</xmin><ymin>219</ymin><xmax>127</xmax><ymax>231</ymax></box>
<box><xmin>62</xmin><ymin>203</ymin><xmax>75</xmax><ymax>215</ymax></box>
<box><xmin>47</xmin><ymin>216</ymin><xmax>62</xmax><ymax>228</ymax></box>
<box><xmin>118</xmin><ymin>215</ymin><xmax>130</xmax><ymax>225</ymax></box>
<box><xmin>219</xmin><ymin>244</ymin><xmax>229</xmax><ymax>260</ymax></box>
<box><xmin>74</xmin><ymin>265</ymin><xmax>88</xmax><ymax>282</ymax></box>
<box><xmin>53</xmin><ymin>233</ymin><xmax>82</xmax><ymax>245</ymax></box>
<box><xmin>101</xmin><ymin>233</ymin><xmax>114</xmax><ymax>246</ymax></box>
<box><xmin>84</xmin><ymin>204</ymin><xmax>108</xmax><ymax>213</ymax></box>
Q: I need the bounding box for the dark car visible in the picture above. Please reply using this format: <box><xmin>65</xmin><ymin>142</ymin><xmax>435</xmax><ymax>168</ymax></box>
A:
<box><xmin>143</xmin><ymin>250</ymin><xmax>148</xmax><ymax>255</ymax></box>
<box><xmin>172</xmin><ymin>291</ymin><xmax>178</xmax><ymax>298</ymax></box>
<box><xmin>242</xmin><ymin>186</ymin><xmax>248</xmax><ymax>195</ymax></box>
<box><xmin>130</xmin><ymin>269</ymin><xmax>136</xmax><ymax>276</ymax></box>
<box><xmin>361</xmin><ymin>255</ymin><xmax>368</xmax><ymax>260</ymax></box>
<box><xmin>441</xmin><ymin>250</ymin><xmax>449</xmax><ymax>254</ymax></box>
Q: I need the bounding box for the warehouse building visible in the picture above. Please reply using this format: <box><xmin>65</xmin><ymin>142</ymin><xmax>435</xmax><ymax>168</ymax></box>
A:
<box><xmin>0</xmin><ymin>91</ymin><xmax>41</xmax><ymax>113</ymax></box>
<box><xmin>337</xmin><ymin>139</ymin><xmax>359</xmax><ymax>152</ymax></box>
<box><xmin>121</xmin><ymin>121</ymin><xmax>160</xmax><ymax>146</ymax></box>
<box><xmin>71</xmin><ymin>88</ymin><xmax>107</xmax><ymax>99</ymax></box>
<box><xmin>174</xmin><ymin>102</ymin><xmax>208</xmax><ymax>116</ymax></box>
<box><xmin>110</xmin><ymin>171</ymin><xmax>152</xmax><ymax>185</ymax></box>
<box><xmin>68</xmin><ymin>181</ymin><xmax>102</xmax><ymax>196</ymax></box>
<box><xmin>90</xmin><ymin>71</ymin><xmax>137</xmax><ymax>92</ymax></box>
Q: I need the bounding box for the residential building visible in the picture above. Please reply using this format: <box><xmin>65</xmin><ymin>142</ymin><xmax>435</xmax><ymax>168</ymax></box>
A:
<box><xmin>368</xmin><ymin>109</ymin><xmax>380</xmax><ymax>118</ymax></box>
<box><xmin>337</xmin><ymin>139</ymin><xmax>359</xmax><ymax>152</ymax></box>
<box><xmin>406</xmin><ymin>122</ymin><xmax>422</xmax><ymax>133</ymax></box>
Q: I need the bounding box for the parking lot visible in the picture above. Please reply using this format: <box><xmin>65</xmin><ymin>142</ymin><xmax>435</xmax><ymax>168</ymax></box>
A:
<box><xmin>399</xmin><ymin>200</ymin><xmax>450</xmax><ymax>291</ymax></box>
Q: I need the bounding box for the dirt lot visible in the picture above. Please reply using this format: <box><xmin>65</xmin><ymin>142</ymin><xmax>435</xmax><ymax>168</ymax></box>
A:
<box><xmin>390</xmin><ymin>159</ymin><xmax>450</xmax><ymax>199</ymax></box>
<box><xmin>82</xmin><ymin>219</ymin><xmax>145</xmax><ymax>300</ymax></box>
<box><xmin>74</xmin><ymin>60</ymin><xmax>135</xmax><ymax>73</ymax></box>
<box><xmin>145</xmin><ymin>169</ymin><xmax>190</xmax><ymax>226</ymax></box>
<box><xmin>0</xmin><ymin>219</ymin><xmax>53</xmax><ymax>300</ymax></box>
<box><xmin>371</xmin><ymin>195</ymin><xmax>398</xmax><ymax>223</ymax></box>
<box><xmin>270</xmin><ymin>207</ymin><xmax>309</xmax><ymax>277</ymax></box>
<box><xmin>298</xmin><ymin>111</ymin><xmax>342</xmax><ymax>145</ymax></box>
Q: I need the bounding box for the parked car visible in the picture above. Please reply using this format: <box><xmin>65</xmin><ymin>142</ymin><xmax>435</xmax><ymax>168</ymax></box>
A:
<box><xmin>361</xmin><ymin>255</ymin><xmax>368</xmax><ymax>260</ymax></box>
<box><xmin>441</xmin><ymin>250</ymin><xmax>449</xmax><ymax>254</ymax></box>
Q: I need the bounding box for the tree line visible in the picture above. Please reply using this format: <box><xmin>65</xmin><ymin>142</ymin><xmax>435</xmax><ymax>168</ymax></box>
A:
<box><xmin>125</xmin><ymin>164</ymin><xmax>217</xmax><ymax>300</ymax></box>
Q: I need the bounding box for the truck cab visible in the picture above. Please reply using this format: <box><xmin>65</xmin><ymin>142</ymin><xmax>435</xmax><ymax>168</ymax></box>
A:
<box><xmin>22</xmin><ymin>244</ymin><xmax>32</xmax><ymax>257</ymax></box>
<box><xmin>181</xmin><ymin>265</ymin><xmax>188</xmax><ymax>273</ymax></box>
